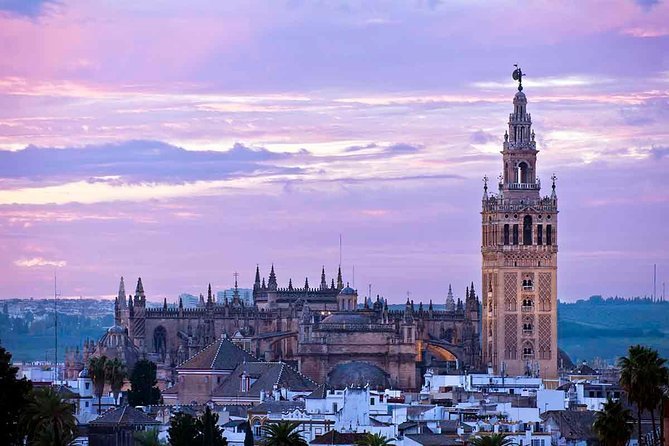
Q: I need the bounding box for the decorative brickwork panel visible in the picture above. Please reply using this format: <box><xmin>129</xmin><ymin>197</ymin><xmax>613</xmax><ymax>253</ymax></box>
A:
<box><xmin>538</xmin><ymin>272</ymin><xmax>551</xmax><ymax>311</ymax></box>
<box><xmin>538</xmin><ymin>314</ymin><xmax>551</xmax><ymax>360</ymax></box>
<box><xmin>504</xmin><ymin>314</ymin><xmax>517</xmax><ymax>360</ymax></box>
<box><xmin>504</xmin><ymin>272</ymin><xmax>518</xmax><ymax>312</ymax></box>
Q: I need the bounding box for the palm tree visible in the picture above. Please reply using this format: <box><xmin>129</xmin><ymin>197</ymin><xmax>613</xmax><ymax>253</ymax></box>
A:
<box><xmin>468</xmin><ymin>433</ymin><xmax>514</xmax><ymax>446</ymax></box>
<box><xmin>262</xmin><ymin>421</ymin><xmax>308</xmax><ymax>446</ymax></box>
<box><xmin>104</xmin><ymin>358</ymin><xmax>126</xmax><ymax>406</ymax></box>
<box><xmin>22</xmin><ymin>387</ymin><xmax>77</xmax><ymax>446</ymax></box>
<box><xmin>619</xmin><ymin>345</ymin><xmax>669</xmax><ymax>445</ymax></box>
<box><xmin>87</xmin><ymin>355</ymin><xmax>107</xmax><ymax>414</ymax></box>
<box><xmin>356</xmin><ymin>433</ymin><xmax>395</xmax><ymax>446</ymax></box>
<box><xmin>593</xmin><ymin>398</ymin><xmax>633</xmax><ymax>446</ymax></box>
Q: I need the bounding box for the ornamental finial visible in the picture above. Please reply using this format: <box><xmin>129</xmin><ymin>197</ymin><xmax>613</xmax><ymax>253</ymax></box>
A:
<box><xmin>512</xmin><ymin>64</ymin><xmax>525</xmax><ymax>91</ymax></box>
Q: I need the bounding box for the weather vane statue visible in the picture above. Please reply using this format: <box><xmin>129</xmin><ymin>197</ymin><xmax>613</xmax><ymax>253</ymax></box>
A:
<box><xmin>512</xmin><ymin>64</ymin><xmax>525</xmax><ymax>91</ymax></box>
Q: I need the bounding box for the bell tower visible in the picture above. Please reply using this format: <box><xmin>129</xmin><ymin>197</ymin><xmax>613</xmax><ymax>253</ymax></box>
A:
<box><xmin>481</xmin><ymin>66</ymin><xmax>558</xmax><ymax>379</ymax></box>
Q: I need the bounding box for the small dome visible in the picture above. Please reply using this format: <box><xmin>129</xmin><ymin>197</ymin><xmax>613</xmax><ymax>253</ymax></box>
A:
<box><xmin>513</xmin><ymin>90</ymin><xmax>527</xmax><ymax>104</ymax></box>
<box><xmin>78</xmin><ymin>368</ymin><xmax>90</xmax><ymax>378</ymax></box>
<box><xmin>339</xmin><ymin>285</ymin><xmax>356</xmax><ymax>296</ymax></box>
<box><xmin>107</xmin><ymin>324</ymin><xmax>125</xmax><ymax>334</ymax></box>
<box><xmin>321</xmin><ymin>313</ymin><xmax>369</xmax><ymax>325</ymax></box>
<box><xmin>327</xmin><ymin>361</ymin><xmax>390</xmax><ymax>389</ymax></box>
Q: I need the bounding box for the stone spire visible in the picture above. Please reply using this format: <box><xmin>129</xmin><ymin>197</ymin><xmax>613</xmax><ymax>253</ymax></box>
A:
<box><xmin>268</xmin><ymin>264</ymin><xmax>277</xmax><ymax>291</ymax></box>
<box><xmin>304</xmin><ymin>277</ymin><xmax>309</xmax><ymax>290</ymax></box>
<box><xmin>331</xmin><ymin>278</ymin><xmax>335</xmax><ymax>289</ymax></box>
<box><xmin>254</xmin><ymin>265</ymin><xmax>261</xmax><ymax>289</ymax></box>
<box><xmin>118</xmin><ymin>277</ymin><xmax>127</xmax><ymax>309</ymax></box>
<box><xmin>207</xmin><ymin>283</ymin><xmax>213</xmax><ymax>305</ymax></box>
<box><xmin>163</xmin><ymin>298</ymin><xmax>167</xmax><ymax>310</ymax></box>
<box><xmin>288</xmin><ymin>278</ymin><xmax>293</xmax><ymax>291</ymax></box>
<box><xmin>134</xmin><ymin>277</ymin><xmax>145</xmax><ymax>306</ymax></box>
<box><xmin>320</xmin><ymin>266</ymin><xmax>327</xmax><ymax>290</ymax></box>
<box><xmin>446</xmin><ymin>284</ymin><xmax>455</xmax><ymax>312</ymax></box>
<box><xmin>336</xmin><ymin>266</ymin><xmax>343</xmax><ymax>289</ymax></box>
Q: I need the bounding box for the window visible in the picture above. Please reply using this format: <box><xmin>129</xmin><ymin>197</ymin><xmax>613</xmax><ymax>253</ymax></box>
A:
<box><xmin>546</xmin><ymin>225</ymin><xmax>553</xmax><ymax>245</ymax></box>
<box><xmin>537</xmin><ymin>224</ymin><xmax>543</xmax><ymax>245</ymax></box>
<box><xmin>332</xmin><ymin>403</ymin><xmax>338</xmax><ymax>413</ymax></box>
<box><xmin>503</xmin><ymin>224</ymin><xmax>510</xmax><ymax>245</ymax></box>
<box><xmin>370</xmin><ymin>398</ymin><xmax>375</xmax><ymax>405</ymax></box>
<box><xmin>523</xmin><ymin>215</ymin><xmax>532</xmax><ymax>245</ymax></box>
<box><xmin>85</xmin><ymin>383</ymin><xmax>90</xmax><ymax>390</ymax></box>
<box><xmin>513</xmin><ymin>224</ymin><xmax>519</xmax><ymax>245</ymax></box>
<box><xmin>522</xmin><ymin>279</ymin><xmax>533</xmax><ymax>291</ymax></box>
<box><xmin>523</xmin><ymin>344</ymin><xmax>534</xmax><ymax>359</ymax></box>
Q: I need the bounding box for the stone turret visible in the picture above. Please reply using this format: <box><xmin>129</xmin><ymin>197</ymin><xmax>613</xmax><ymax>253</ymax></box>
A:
<box><xmin>446</xmin><ymin>284</ymin><xmax>455</xmax><ymax>312</ymax></box>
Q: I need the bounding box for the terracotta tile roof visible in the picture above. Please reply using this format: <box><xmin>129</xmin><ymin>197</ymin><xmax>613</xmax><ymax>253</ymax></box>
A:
<box><xmin>177</xmin><ymin>336</ymin><xmax>257</xmax><ymax>370</ymax></box>
<box><xmin>90</xmin><ymin>405</ymin><xmax>160</xmax><ymax>426</ymax></box>
<box><xmin>311</xmin><ymin>430</ymin><xmax>370</xmax><ymax>445</ymax></box>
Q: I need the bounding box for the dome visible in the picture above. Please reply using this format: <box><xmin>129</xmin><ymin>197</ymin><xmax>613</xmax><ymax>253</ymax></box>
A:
<box><xmin>339</xmin><ymin>285</ymin><xmax>356</xmax><ymax>296</ymax></box>
<box><xmin>107</xmin><ymin>324</ymin><xmax>125</xmax><ymax>334</ymax></box>
<box><xmin>78</xmin><ymin>368</ymin><xmax>90</xmax><ymax>378</ymax></box>
<box><xmin>327</xmin><ymin>361</ymin><xmax>390</xmax><ymax>389</ymax></box>
<box><xmin>513</xmin><ymin>90</ymin><xmax>527</xmax><ymax>104</ymax></box>
<box><xmin>320</xmin><ymin>313</ymin><xmax>369</xmax><ymax>325</ymax></box>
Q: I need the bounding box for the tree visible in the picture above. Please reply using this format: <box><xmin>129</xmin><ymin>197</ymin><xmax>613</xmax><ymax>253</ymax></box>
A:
<box><xmin>195</xmin><ymin>406</ymin><xmax>227</xmax><ymax>446</ymax></box>
<box><xmin>0</xmin><ymin>346</ymin><xmax>33</xmax><ymax>445</ymax></box>
<box><xmin>467</xmin><ymin>433</ymin><xmax>514</xmax><ymax>446</ymax></box>
<box><xmin>127</xmin><ymin>359</ymin><xmax>161</xmax><ymax>406</ymax></box>
<box><xmin>356</xmin><ymin>433</ymin><xmax>395</xmax><ymax>446</ymax></box>
<box><xmin>134</xmin><ymin>428</ymin><xmax>163</xmax><ymax>446</ymax></box>
<box><xmin>619</xmin><ymin>345</ymin><xmax>669</xmax><ymax>445</ymax></box>
<box><xmin>104</xmin><ymin>358</ymin><xmax>126</xmax><ymax>406</ymax></box>
<box><xmin>22</xmin><ymin>386</ymin><xmax>77</xmax><ymax>446</ymax></box>
<box><xmin>87</xmin><ymin>355</ymin><xmax>108</xmax><ymax>414</ymax></box>
<box><xmin>593</xmin><ymin>398</ymin><xmax>634</xmax><ymax>446</ymax></box>
<box><xmin>262</xmin><ymin>421</ymin><xmax>308</xmax><ymax>446</ymax></box>
<box><xmin>168</xmin><ymin>412</ymin><xmax>199</xmax><ymax>446</ymax></box>
<box><xmin>244</xmin><ymin>421</ymin><xmax>254</xmax><ymax>446</ymax></box>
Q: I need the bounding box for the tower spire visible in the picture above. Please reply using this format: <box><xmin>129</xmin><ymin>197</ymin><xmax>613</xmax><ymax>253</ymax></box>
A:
<box><xmin>320</xmin><ymin>266</ymin><xmax>327</xmax><ymax>290</ymax></box>
<box><xmin>118</xmin><ymin>277</ymin><xmax>127</xmax><ymax>309</ymax></box>
<box><xmin>336</xmin><ymin>266</ymin><xmax>343</xmax><ymax>289</ymax></box>
<box><xmin>446</xmin><ymin>284</ymin><xmax>455</xmax><ymax>312</ymax></box>
<box><xmin>254</xmin><ymin>265</ymin><xmax>261</xmax><ymax>289</ymax></box>
<box><xmin>268</xmin><ymin>264</ymin><xmax>277</xmax><ymax>290</ymax></box>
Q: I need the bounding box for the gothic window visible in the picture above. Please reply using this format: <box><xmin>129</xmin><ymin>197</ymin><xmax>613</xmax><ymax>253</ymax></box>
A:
<box><xmin>537</xmin><ymin>224</ymin><xmax>543</xmax><ymax>245</ymax></box>
<box><xmin>523</xmin><ymin>215</ymin><xmax>532</xmax><ymax>245</ymax></box>
<box><xmin>522</xmin><ymin>279</ymin><xmax>534</xmax><ymax>291</ymax></box>
<box><xmin>522</xmin><ymin>298</ymin><xmax>534</xmax><ymax>312</ymax></box>
<box><xmin>546</xmin><ymin>225</ymin><xmax>553</xmax><ymax>245</ymax></box>
<box><xmin>153</xmin><ymin>326</ymin><xmax>167</xmax><ymax>359</ymax></box>
<box><xmin>522</xmin><ymin>342</ymin><xmax>535</xmax><ymax>359</ymax></box>
<box><xmin>503</xmin><ymin>224</ymin><xmax>510</xmax><ymax>245</ymax></box>
<box><xmin>512</xmin><ymin>225</ymin><xmax>519</xmax><ymax>245</ymax></box>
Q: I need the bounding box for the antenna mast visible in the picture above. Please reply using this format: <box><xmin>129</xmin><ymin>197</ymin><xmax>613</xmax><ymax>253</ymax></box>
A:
<box><xmin>654</xmin><ymin>264</ymin><xmax>657</xmax><ymax>302</ymax></box>
<box><xmin>54</xmin><ymin>273</ymin><xmax>58</xmax><ymax>384</ymax></box>
<box><xmin>339</xmin><ymin>234</ymin><xmax>342</xmax><ymax>267</ymax></box>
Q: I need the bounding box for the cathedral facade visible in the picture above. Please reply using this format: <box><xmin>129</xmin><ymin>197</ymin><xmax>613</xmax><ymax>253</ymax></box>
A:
<box><xmin>481</xmin><ymin>70</ymin><xmax>559</xmax><ymax>379</ymax></box>
<box><xmin>70</xmin><ymin>265</ymin><xmax>481</xmax><ymax>391</ymax></box>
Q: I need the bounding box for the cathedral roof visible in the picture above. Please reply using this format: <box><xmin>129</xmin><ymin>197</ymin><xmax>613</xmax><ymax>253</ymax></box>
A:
<box><xmin>339</xmin><ymin>285</ymin><xmax>356</xmax><ymax>296</ymax></box>
<box><xmin>90</xmin><ymin>405</ymin><xmax>160</xmax><ymax>426</ymax></box>
<box><xmin>326</xmin><ymin>361</ymin><xmax>390</xmax><ymax>390</ymax></box>
<box><xmin>212</xmin><ymin>361</ymin><xmax>317</xmax><ymax>398</ymax></box>
<box><xmin>320</xmin><ymin>313</ymin><xmax>369</xmax><ymax>324</ymax></box>
<box><xmin>177</xmin><ymin>337</ymin><xmax>257</xmax><ymax>371</ymax></box>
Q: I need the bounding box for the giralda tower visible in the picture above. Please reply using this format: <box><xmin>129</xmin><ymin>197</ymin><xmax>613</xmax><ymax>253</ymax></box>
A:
<box><xmin>481</xmin><ymin>67</ymin><xmax>558</xmax><ymax>379</ymax></box>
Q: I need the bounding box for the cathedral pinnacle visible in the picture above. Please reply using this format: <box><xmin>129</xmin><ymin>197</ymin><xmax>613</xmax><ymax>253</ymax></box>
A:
<box><xmin>336</xmin><ymin>266</ymin><xmax>343</xmax><ymax>289</ymax></box>
<box><xmin>254</xmin><ymin>265</ymin><xmax>261</xmax><ymax>287</ymax></box>
<box><xmin>320</xmin><ymin>266</ymin><xmax>327</xmax><ymax>290</ymax></box>
<box><xmin>446</xmin><ymin>284</ymin><xmax>455</xmax><ymax>312</ymax></box>
<box><xmin>135</xmin><ymin>277</ymin><xmax>145</xmax><ymax>298</ymax></box>
<box><xmin>268</xmin><ymin>264</ymin><xmax>277</xmax><ymax>290</ymax></box>
<box><xmin>207</xmin><ymin>283</ymin><xmax>213</xmax><ymax>304</ymax></box>
<box><xmin>118</xmin><ymin>277</ymin><xmax>127</xmax><ymax>309</ymax></box>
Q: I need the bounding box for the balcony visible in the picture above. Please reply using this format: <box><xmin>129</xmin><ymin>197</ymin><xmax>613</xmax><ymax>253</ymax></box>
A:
<box><xmin>523</xmin><ymin>330</ymin><xmax>533</xmax><ymax>336</ymax></box>
<box><xmin>521</xmin><ymin>305</ymin><xmax>534</xmax><ymax>313</ymax></box>
<box><xmin>507</xmin><ymin>182</ymin><xmax>540</xmax><ymax>190</ymax></box>
<box><xmin>523</xmin><ymin>285</ymin><xmax>534</xmax><ymax>292</ymax></box>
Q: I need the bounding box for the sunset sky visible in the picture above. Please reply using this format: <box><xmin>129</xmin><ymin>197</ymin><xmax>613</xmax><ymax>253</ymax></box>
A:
<box><xmin>0</xmin><ymin>0</ymin><xmax>667</xmax><ymax>302</ymax></box>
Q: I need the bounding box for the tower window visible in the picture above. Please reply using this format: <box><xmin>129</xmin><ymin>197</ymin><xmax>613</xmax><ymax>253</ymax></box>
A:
<box><xmin>523</xmin><ymin>215</ymin><xmax>532</xmax><ymax>245</ymax></box>
<box><xmin>512</xmin><ymin>225</ymin><xmax>519</xmax><ymax>245</ymax></box>
<box><xmin>518</xmin><ymin>162</ymin><xmax>530</xmax><ymax>183</ymax></box>
<box><xmin>503</xmin><ymin>224</ymin><xmax>510</xmax><ymax>245</ymax></box>
<box><xmin>537</xmin><ymin>225</ymin><xmax>543</xmax><ymax>245</ymax></box>
<box><xmin>547</xmin><ymin>225</ymin><xmax>553</xmax><ymax>245</ymax></box>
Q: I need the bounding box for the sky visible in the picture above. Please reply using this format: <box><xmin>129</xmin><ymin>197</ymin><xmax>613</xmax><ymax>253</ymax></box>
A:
<box><xmin>0</xmin><ymin>0</ymin><xmax>667</xmax><ymax>303</ymax></box>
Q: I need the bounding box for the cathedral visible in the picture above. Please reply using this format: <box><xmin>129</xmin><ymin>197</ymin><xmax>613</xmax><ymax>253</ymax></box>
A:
<box><xmin>66</xmin><ymin>68</ymin><xmax>560</xmax><ymax>391</ymax></box>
